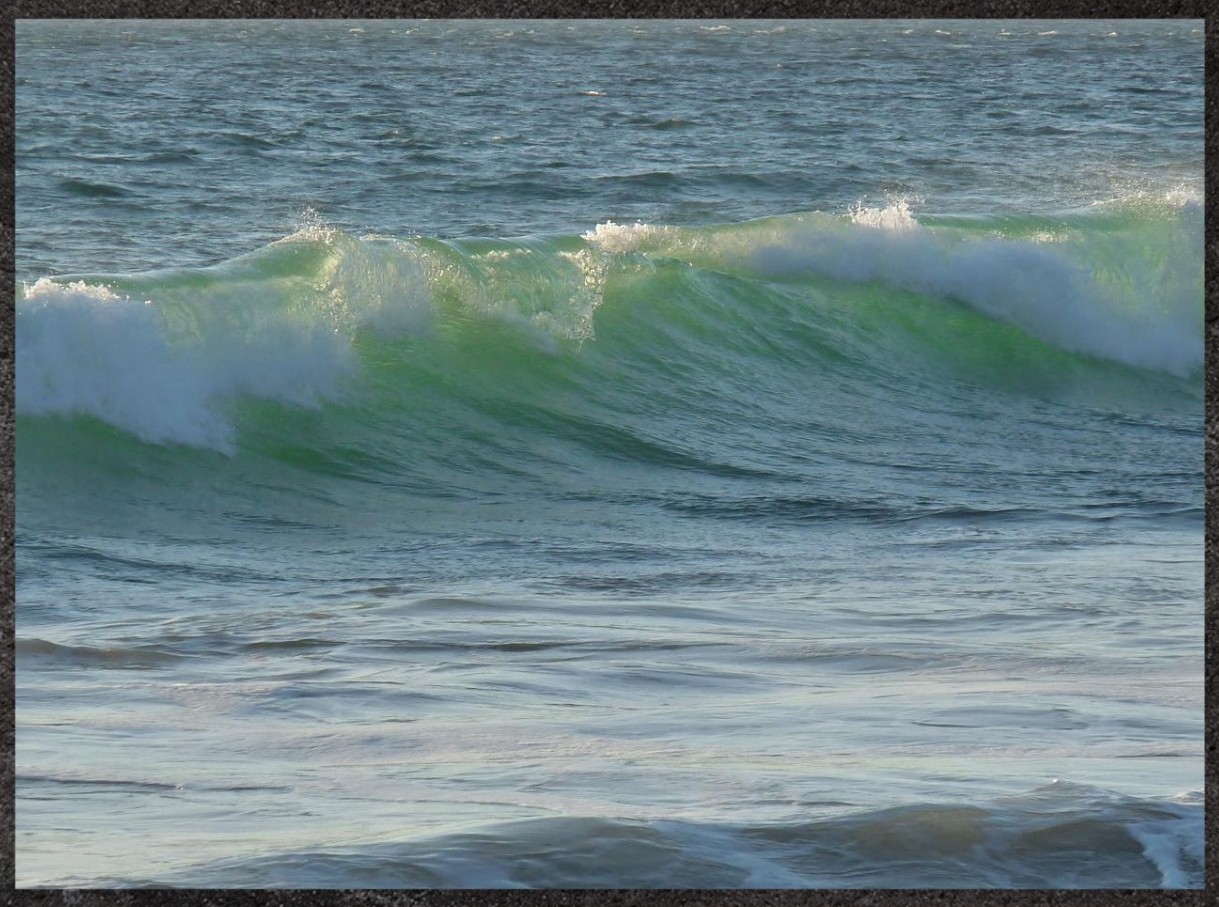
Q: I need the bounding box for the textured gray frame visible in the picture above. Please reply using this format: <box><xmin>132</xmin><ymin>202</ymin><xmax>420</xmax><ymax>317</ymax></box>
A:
<box><xmin>2</xmin><ymin>3</ymin><xmax>1212</xmax><ymax>904</ymax></box>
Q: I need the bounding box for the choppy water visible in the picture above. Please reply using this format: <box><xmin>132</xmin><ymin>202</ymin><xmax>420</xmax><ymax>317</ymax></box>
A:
<box><xmin>14</xmin><ymin>19</ymin><xmax>1204</xmax><ymax>889</ymax></box>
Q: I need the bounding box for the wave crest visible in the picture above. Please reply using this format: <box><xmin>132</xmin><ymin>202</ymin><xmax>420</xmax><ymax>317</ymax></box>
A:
<box><xmin>17</xmin><ymin>275</ymin><xmax>355</xmax><ymax>453</ymax></box>
<box><xmin>17</xmin><ymin>200</ymin><xmax>1202</xmax><ymax>451</ymax></box>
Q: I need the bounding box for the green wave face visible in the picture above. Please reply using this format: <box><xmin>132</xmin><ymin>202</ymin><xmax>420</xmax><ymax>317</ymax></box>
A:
<box><xmin>16</xmin><ymin>199</ymin><xmax>1202</xmax><ymax>476</ymax></box>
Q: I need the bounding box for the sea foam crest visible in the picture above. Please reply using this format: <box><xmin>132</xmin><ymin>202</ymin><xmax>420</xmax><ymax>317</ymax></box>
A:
<box><xmin>751</xmin><ymin>202</ymin><xmax>1202</xmax><ymax>375</ymax></box>
<box><xmin>17</xmin><ymin>277</ymin><xmax>354</xmax><ymax>453</ymax></box>
<box><xmin>1128</xmin><ymin>806</ymin><xmax>1204</xmax><ymax>889</ymax></box>
<box><xmin>17</xmin><ymin>280</ymin><xmax>226</xmax><ymax>449</ymax></box>
<box><xmin>582</xmin><ymin>221</ymin><xmax>678</xmax><ymax>254</ymax></box>
<box><xmin>848</xmin><ymin>199</ymin><xmax>920</xmax><ymax>231</ymax></box>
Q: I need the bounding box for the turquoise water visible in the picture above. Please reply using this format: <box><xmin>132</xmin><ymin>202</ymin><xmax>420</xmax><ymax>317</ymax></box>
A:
<box><xmin>15</xmin><ymin>19</ymin><xmax>1204</xmax><ymax>888</ymax></box>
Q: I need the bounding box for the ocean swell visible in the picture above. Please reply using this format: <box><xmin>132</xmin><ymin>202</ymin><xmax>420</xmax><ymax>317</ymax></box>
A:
<box><xmin>17</xmin><ymin>197</ymin><xmax>1203</xmax><ymax>453</ymax></box>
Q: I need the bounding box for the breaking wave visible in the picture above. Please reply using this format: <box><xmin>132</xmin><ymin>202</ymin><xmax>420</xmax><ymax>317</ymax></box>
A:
<box><xmin>17</xmin><ymin>196</ymin><xmax>1202</xmax><ymax>454</ymax></box>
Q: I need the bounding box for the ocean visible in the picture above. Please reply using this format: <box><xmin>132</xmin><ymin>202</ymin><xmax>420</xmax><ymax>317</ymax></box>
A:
<box><xmin>13</xmin><ymin>19</ymin><xmax>1205</xmax><ymax>888</ymax></box>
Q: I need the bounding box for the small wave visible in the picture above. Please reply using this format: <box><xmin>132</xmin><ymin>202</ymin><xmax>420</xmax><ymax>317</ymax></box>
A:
<box><xmin>647</xmin><ymin>118</ymin><xmax>695</xmax><ymax>131</ymax></box>
<box><xmin>140</xmin><ymin>149</ymin><xmax>199</xmax><ymax>164</ymax></box>
<box><xmin>212</xmin><ymin>131</ymin><xmax>278</xmax><ymax>149</ymax></box>
<box><xmin>19</xmin><ymin>772</ymin><xmax>294</xmax><ymax>795</ymax></box>
<box><xmin>57</xmin><ymin>176</ymin><xmax>135</xmax><ymax>198</ymax></box>
<box><xmin>17</xmin><ymin>637</ymin><xmax>184</xmax><ymax>669</ymax></box>
<box><xmin>152</xmin><ymin>782</ymin><xmax>1202</xmax><ymax>888</ymax></box>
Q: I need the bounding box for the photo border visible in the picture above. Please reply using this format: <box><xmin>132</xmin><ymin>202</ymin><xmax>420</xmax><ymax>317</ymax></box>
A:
<box><xmin>2</xmin><ymin>2</ymin><xmax>1211</xmax><ymax>904</ymax></box>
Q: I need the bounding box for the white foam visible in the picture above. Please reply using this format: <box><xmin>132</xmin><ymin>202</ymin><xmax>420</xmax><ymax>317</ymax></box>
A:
<box><xmin>1088</xmin><ymin>183</ymin><xmax>1203</xmax><ymax>211</ymax></box>
<box><xmin>17</xmin><ymin>277</ymin><xmax>355</xmax><ymax>453</ymax></box>
<box><xmin>278</xmin><ymin>206</ymin><xmax>339</xmax><ymax>244</ymax></box>
<box><xmin>16</xmin><ymin>226</ymin><xmax>618</xmax><ymax>453</ymax></box>
<box><xmin>1127</xmin><ymin>806</ymin><xmax>1204</xmax><ymax>888</ymax></box>
<box><xmin>582</xmin><ymin>220</ymin><xmax>677</xmax><ymax>254</ymax></box>
<box><xmin>848</xmin><ymin>199</ymin><xmax>920</xmax><ymax>232</ymax></box>
<box><xmin>17</xmin><ymin>280</ymin><xmax>231</xmax><ymax>449</ymax></box>
<box><xmin>748</xmin><ymin>203</ymin><xmax>1202</xmax><ymax>376</ymax></box>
